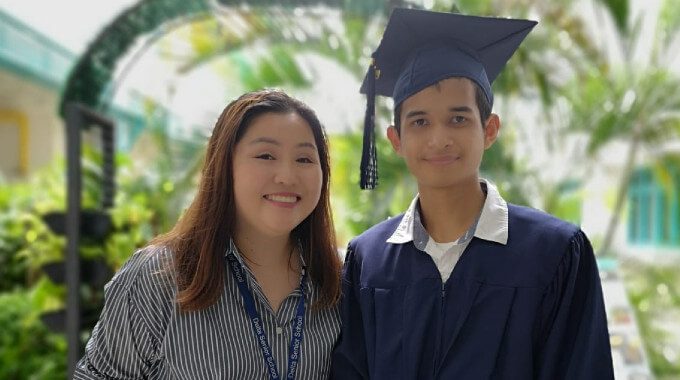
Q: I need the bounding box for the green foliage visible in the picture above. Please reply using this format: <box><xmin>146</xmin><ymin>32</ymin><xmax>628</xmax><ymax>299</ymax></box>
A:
<box><xmin>622</xmin><ymin>259</ymin><xmax>680</xmax><ymax>377</ymax></box>
<box><xmin>0</xmin><ymin>214</ymin><xmax>29</xmax><ymax>291</ymax></box>
<box><xmin>329</xmin><ymin>132</ymin><xmax>416</xmax><ymax>245</ymax></box>
<box><xmin>124</xmin><ymin>103</ymin><xmax>205</xmax><ymax>237</ymax></box>
<box><xmin>449</xmin><ymin>0</ymin><xmax>494</xmax><ymax>15</ymax></box>
<box><xmin>0</xmin><ymin>147</ymin><xmax>158</xmax><ymax>276</ymax></box>
<box><xmin>231</xmin><ymin>46</ymin><xmax>311</xmax><ymax>91</ymax></box>
<box><xmin>564</xmin><ymin>67</ymin><xmax>680</xmax><ymax>156</ymax></box>
<box><xmin>596</xmin><ymin>0</ymin><xmax>630</xmax><ymax>35</ymax></box>
<box><xmin>651</xmin><ymin>155</ymin><xmax>680</xmax><ymax>198</ymax></box>
<box><xmin>0</xmin><ymin>289</ymin><xmax>67</xmax><ymax>379</ymax></box>
<box><xmin>105</xmin><ymin>191</ymin><xmax>156</xmax><ymax>268</ymax></box>
<box><xmin>0</xmin><ymin>93</ymin><xmax>212</xmax><ymax>375</ymax></box>
<box><xmin>0</xmin><ymin>182</ymin><xmax>31</xmax><ymax>291</ymax></box>
<box><xmin>0</xmin><ymin>143</ymin><xmax>180</xmax><ymax>377</ymax></box>
<box><xmin>658</xmin><ymin>0</ymin><xmax>680</xmax><ymax>49</ymax></box>
<box><xmin>0</xmin><ymin>167</ymin><xmax>66</xmax><ymax>291</ymax></box>
<box><xmin>542</xmin><ymin>180</ymin><xmax>583</xmax><ymax>225</ymax></box>
<box><xmin>480</xmin><ymin>134</ymin><xmax>530</xmax><ymax>206</ymax></box>
<box><xmin>558</xmin><ymin>0</ymin><xmax>680</xmax><ymax>266</ymax></box>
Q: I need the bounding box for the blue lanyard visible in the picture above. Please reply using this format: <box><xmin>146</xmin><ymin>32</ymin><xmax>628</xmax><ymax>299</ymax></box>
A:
<box><xmin>226</xmin><ymin>254</ymin><xmax>307</xmax><ymax>380</ymax></box>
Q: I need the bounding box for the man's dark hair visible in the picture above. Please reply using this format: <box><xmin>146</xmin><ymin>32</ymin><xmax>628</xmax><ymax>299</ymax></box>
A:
<box><xmin>393</xmin><ymin>79</ymin><xmax>492</xmax><ymax>133</ymax></box>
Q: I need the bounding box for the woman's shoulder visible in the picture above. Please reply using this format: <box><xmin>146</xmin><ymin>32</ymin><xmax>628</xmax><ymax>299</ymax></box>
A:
<box><xmin>106</xmin><ymin>244</ymin><xmax>177</xmax><ymax>304</ymax></box>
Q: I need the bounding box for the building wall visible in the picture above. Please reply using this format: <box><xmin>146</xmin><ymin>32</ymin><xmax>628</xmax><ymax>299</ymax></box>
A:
<box><xmin>0</xmin><ymin>69</ymin><xmax>64</xmax><ymax>181</ymax></box>
<box><xmin>0</xmin><ymin>10</ymin><xmax>148</xmax><ymax>182</ymax></box>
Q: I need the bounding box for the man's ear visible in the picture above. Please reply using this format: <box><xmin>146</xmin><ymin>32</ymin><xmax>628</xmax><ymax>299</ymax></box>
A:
<box><xmin>483</xmin><ymin>114</ymin><xmax>501</xmax><ymax>149</ymax></box>
<box><xmin>386</xmin><ymin>125</ymin><xmax>402</xmax><ymax>155</ymax></box>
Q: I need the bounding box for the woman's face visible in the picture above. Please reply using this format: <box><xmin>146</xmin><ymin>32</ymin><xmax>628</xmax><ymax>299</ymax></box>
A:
<box><xmin>232</xmin><ymin>111</ymin><xmax>323</xmax><ymax>240</ymax></box>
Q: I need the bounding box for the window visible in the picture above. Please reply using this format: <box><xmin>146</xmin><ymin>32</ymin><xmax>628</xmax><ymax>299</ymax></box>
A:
<box><xmin>627</xmin><ymin>166</ymin><xmax>680</xmax><ymax>247</ymax></box>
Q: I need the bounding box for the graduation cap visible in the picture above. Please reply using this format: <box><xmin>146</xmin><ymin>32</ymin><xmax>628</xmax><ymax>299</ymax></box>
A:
<box><xmin>359</xmin><ymin>8</ymin><xmax>537</xmax><ymax>189</ymax></box>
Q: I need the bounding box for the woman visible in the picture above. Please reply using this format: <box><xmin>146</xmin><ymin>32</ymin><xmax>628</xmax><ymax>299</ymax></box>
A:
<box><xmin>74</xmin><ymin>89</ymin><xmax>342</xmax><ymax>379</ymax></box>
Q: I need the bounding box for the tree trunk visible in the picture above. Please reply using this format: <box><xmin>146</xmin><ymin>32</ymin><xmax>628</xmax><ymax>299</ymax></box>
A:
<box><xmin>599</xmin><ymin>129</ymin><xmax>641</xmax><ymax>256</ymax></box>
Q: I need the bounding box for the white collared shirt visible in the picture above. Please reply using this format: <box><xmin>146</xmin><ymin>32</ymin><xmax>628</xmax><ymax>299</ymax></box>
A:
<box><xmin>386</xmin><ymin>179</ymin><xmax>509</xmax><ymax>282</ymax></box>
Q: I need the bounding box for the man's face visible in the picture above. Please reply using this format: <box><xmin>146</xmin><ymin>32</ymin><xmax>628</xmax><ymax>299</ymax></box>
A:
<box><xmin>387</xmin><ymin>77</ymin><xmax>499</xmax><ymax>190</ymax></box>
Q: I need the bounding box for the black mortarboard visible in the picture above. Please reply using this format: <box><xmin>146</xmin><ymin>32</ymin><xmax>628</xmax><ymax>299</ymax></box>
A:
<box><xmin>358</xmin><ymin>8</ymin><xmax>537</xmax><ymax>189</ymax></box>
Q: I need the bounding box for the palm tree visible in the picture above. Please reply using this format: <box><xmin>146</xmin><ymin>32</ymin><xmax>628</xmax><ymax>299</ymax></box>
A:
<box><xmin>561</xmin><ymin>0</ymin><xmax>680</xmax><ymax>255</ymax></box>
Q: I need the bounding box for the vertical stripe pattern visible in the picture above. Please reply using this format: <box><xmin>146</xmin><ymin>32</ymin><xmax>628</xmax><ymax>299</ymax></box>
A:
<box><xmin>73</xmin><ymin>244</ymin><xmax>340</xmax><ymax>380</ymax></box>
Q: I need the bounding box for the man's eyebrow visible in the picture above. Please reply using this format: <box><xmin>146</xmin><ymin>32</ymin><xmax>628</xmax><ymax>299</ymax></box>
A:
<box><xmin>404</xmin><ymin>106</ymin><xmax>473</xmax><ymax>119</ymax></box>
<box><xmin>404</xmin><ymin>110</ymin><xmax>427</xmax><ymax>119</ymax></box>
<box><xmin>449</xmin><ymin>106</ymin><xmax>474</xmax><ymax>113</ymax></box>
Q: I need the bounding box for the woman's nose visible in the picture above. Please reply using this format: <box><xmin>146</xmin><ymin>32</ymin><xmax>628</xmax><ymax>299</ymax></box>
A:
<box><xmin>274</xmin><ymin>161</ymin><xmax>298</xmax><ymax>185</ymax></box>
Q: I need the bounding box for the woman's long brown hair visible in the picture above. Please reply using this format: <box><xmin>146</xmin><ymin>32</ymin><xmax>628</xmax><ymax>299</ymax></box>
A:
<box><xmin>152</xmin><ymin>89</ymin><xmax>341</xmax><ymax>311</ymax></box>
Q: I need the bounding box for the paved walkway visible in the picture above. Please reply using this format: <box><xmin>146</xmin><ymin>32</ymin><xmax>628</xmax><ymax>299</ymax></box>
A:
<box><xmin>599</xmin><ymin>258</ymin><xmax>654</xmax><ymax>379</ymax></box>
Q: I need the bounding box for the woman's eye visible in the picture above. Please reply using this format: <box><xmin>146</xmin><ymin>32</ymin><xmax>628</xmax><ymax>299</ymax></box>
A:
<box><xmin>256</xmin><ymin>153</ymin><xmax>275</xmax><ymax>160</ymax></box>
<box><xmin>297</xmin><ymin>157</ymin><xmax>314</xmax><ymax>164</ymax></box>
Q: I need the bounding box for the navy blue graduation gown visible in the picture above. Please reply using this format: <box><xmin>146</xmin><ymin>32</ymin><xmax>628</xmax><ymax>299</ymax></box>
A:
<box><xmin>331</xmin><ymin>204</ymin><xmax>614</xmax><ymax>379</ymax></box>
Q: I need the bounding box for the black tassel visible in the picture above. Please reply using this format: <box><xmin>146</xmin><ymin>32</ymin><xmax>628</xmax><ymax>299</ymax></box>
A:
<box><xmin>360</xmin><ymin>62</ymin><xmax>378</xmax><ymax>189</ymax></box>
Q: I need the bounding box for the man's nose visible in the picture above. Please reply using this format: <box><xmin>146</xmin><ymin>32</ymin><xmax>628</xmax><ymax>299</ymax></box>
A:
<box><xmin>427</xmin><ymin>124</ymin><xmax>452</xmax><ymax>149</ymax></box>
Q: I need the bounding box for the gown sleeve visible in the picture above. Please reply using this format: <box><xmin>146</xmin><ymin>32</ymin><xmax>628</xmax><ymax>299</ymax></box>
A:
<box><xmin>73</xmin><ymin>248</ymin><xmax>170</xmax><ymax>380</ymax></box>
<box><xmin>535</xmin><ymin>230</ymin><xmax>615</xmax><ymax>380</ymax></box>
<box><xmin>331</xmin><ymin>242</ymin><xmax>370</xmax><ymax>379</ymax></box>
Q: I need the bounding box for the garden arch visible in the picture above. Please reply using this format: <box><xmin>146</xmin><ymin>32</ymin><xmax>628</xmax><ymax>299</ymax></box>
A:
<box><xmin>59</xmin><ymin>0</ymin><xmax>415</xmax><ymax>116</ymax></box>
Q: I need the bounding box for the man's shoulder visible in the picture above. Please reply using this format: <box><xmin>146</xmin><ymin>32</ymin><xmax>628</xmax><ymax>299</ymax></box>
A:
<box><xmin>507</xmin><ymin>203</ymin><xmax>581</xmax><ymax>247</ymax></box>
<box><xmin>349</xmin><ymin>214</ymin><xmax>405</xmax><ymax>249</ymax></box>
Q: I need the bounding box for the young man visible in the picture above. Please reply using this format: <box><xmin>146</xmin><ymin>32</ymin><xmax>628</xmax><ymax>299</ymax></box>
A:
<box><xmin>332</xmin><ymin>8</ymin><xmax>614</xmax><ymax>380</ymax></box>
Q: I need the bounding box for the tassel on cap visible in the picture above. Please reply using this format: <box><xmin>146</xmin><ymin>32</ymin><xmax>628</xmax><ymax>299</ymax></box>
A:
<box><xmin>360</xmin><ymin>61</ymin><xmax>378</xmax><ymax>190</ymax></box>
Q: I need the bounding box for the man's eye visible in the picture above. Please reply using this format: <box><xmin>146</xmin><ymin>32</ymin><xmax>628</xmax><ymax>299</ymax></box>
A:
<box><xmin>452</xmin><ymin>116</ymin><xmax>467</xmax><ymax>123</ymax></box>
<box><xmin>256</xmin><ymin>153</ymin><xmax>275</xmax><ymax>160</ymax></box>
<box><xmin>411</xmin><ymin>119</ymin><xmax>428</xmax><ymax>127</ymax></box>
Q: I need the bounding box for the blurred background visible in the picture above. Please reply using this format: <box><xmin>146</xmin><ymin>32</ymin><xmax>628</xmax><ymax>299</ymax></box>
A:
<box><xmin>0</xmin><ymin>0</ymin><xmax>678</xmax><ymax>378</ymax></box>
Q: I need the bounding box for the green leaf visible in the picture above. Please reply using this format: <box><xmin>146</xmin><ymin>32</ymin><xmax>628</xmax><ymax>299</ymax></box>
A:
<box><xmin>596</xmin><ymin>0</ymin><xmax>629</xmax><ymax>35</ymax></box>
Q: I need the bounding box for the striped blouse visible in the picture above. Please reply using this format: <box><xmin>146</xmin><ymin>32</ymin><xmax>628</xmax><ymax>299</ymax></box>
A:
<box><xmin>73</xmin><ymin>243</ymin><xmax>341</xmax><ymax>379</ymax></box>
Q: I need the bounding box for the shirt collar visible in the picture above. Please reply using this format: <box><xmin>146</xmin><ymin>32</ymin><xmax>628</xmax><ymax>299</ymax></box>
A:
<box><xmin>226</xmin><ymin>239</ymin><xmax>307</xmax><ymax>268</ymax></box>
<box><xmin>475</xmin><ymin>180</ymin><xmax>509</xmax><ymax>244</ymax></box>
<box><xmin>386</xmin><ymin>179</ymin><xmax>508</xmax><ymax>246</ymax></box>
<box><xmin>227</xmin><ymin>239</ymin><xmax>248</xmax><ymax>267</ymax></box>
<box><xmin>226</xmin><ymin>239</ymin><xmax>309</xmax><ymax>295</ymax></box>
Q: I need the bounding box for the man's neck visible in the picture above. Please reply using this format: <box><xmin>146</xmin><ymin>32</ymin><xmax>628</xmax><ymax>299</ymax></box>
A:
<box><xmin>417</xmin><ymin>178</ymin><xmax>486</xmax><ymax>243</ymax></box>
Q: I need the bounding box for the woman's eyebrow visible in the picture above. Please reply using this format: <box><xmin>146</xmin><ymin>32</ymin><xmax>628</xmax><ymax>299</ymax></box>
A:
<box><xmin>249</xmin><ymin>137</ymin><xmax>279</xmax><ymax>146</ymax></box>
<box><xmin>249</xmin><ymin>137</ymin><xmax>316</xmax><ymax>150</ymax></box>
<box><xmin>298</xmin><ymin>142</ymin><xmax>317</xmax><ymax>150</ymax></box>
